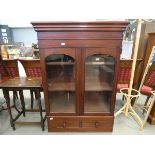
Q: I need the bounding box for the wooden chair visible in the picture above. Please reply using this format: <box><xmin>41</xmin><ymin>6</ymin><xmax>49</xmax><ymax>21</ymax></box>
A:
<box><xmin>0</xmin><ymin>59</ymin><xmax>19</xmax><ymax>111</ymax></box>
<box><xmin>140</xmin><ymin>62</ymin><xmax>155</xmax><ymax>112</ymax></box>
<box><xmin>3</xmin><ymin>59</ymin><xmax>19</xmax><ymax>78</ymax></box>
<box><xmin>19</xmin><ymin>59</ymin><xmax>42</xmax><ymax>109</ymax></box>
<box><xmin>117</xmin><ymin>59</ymin><xmax>142</xmax><ymax>92</ymax></box>
<box><xmin>0</xmin><ymin>57</ymin><xmax>7</xmax><ymax>111</ymax></box>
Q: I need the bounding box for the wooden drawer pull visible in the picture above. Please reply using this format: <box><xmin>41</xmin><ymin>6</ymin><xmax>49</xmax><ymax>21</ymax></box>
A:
<box><xmin>79</xmin><ymin>121</ymin><xmax>83</xmax><ymax>127</ymax></box>
<box><xmin>95</xmin><ymin>121</ymin><xmax>100</xmax><ymax>128</ymax></box>
<box><xmin>62</xmin><ymin>122</ymin><xmax>66</xmax><ymax>128</ymax></box>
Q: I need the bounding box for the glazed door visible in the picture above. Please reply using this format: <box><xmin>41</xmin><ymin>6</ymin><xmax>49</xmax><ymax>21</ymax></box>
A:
<box><xmin>45</xmin><ymin>48</ymin><xmax>78</xmax><ymax>115</ymax></box>
<box><xmin>83</xmin><ymin>48</ymin><xmax>116</xmax><ymax>115</ymax></box>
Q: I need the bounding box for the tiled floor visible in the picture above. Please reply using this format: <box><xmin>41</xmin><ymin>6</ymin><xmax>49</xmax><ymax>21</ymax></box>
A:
<box><xmin>0</xmin><ymin>90</ymin><xmax>155</xmax><ymax>135</ymax></box>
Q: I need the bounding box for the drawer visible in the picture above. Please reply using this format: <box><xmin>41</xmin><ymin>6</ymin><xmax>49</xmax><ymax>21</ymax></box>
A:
<box><xmin>48</xmin><ymin>116</ymin><xmax>114</xmax><ymax>132</ymax></box>
<box><xmin>48</xmin><ymin>117</ymin><xmax>79</xmax><ymax>130</ymax></box>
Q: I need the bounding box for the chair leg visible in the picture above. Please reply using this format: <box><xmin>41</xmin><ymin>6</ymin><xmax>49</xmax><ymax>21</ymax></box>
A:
<box><xmin>143</xmin><ymin>95</ymin><xmax>151</xmax><ymax>114</ymax></box>
<box><xmin>30</xmin><ymin>90</ymin><xmax>34</xmax><ymax>109</ymax></box>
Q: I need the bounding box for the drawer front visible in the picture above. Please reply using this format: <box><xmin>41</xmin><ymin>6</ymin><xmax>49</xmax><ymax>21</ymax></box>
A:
<box><xmin>48</xmin><ymin>116</ymin><xmax>114</xmax><ymax>132</ymax></box>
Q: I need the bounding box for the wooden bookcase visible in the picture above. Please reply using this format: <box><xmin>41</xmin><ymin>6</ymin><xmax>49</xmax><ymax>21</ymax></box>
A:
<box><xmin>32</xmin><ymin>21</ymin><xmax>128</xmax><ymax>132</ymax></box>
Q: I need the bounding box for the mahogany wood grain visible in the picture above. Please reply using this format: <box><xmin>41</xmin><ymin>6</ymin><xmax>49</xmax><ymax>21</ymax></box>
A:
<box><xmin>32</xmin><ymin>21</ymin><xmax>129</xmax><ymax>132</ymax></box>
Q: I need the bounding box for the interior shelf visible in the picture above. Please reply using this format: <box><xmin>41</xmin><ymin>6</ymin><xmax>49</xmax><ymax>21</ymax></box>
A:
<box><xmin>48</xmin><ymin>80</ymin><xmax>112</xmax><ymax>91</ymax></box>
<box><xmin>48</xmin><ymin>82</ymin><xmax>75</xmax><ymax>91</ymax></box>
<box><xmin>46</xmin><ymin>62</ymin><xmax>74</xmax><ymax>65</ymax></box>
<box><xmin>46</xmin><ymin>62</ymin><xmax>113</xmax><ymax>65</ymax></box>
<box><xmin>86</xmin><ymin>62</ymin><xmax>114</xmax><ymax>65</ymax></box>
<box><xmin>85</xmin><ymin>81</ymin><xmax>112</xmax><ymax>91</ymax></box>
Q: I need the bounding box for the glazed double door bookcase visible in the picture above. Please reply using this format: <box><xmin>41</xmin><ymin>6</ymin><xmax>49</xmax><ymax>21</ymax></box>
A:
<box><xmin>32</xmin><ymin>21</ymin><xmax>128</xmax><ymax>131</ymax></box>
<box><xmin>42</xmin><ymin>47</ymin><xmax>117</xmax><ymax>131</ymax></box>
<box><xmin>46</xmin><ymin>48</ymin><xmax>115</xmax><ymax>113</ymax></box>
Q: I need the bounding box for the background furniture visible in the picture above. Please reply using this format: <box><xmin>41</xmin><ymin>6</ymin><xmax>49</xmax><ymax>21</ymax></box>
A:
<box><xmin>32</xmin><ymin>21</ymin><xmax>128</xmax><ymax>132</ymax></box>
<box><xmin>0</xmin><ymin>25</ymin><xmax>13</xmax><ymax>44</ymax></box>
<box><xmin>141</xmin><ymin>33</ymin><xmax>155</xmax><ymax>124</ymax></box>
<box><xmin>117</xmin><ymin>59</ymin><xmax>142</xmax><ymax>92</ymax></box>
<box><xmin>3</xmin><ymin>59</ymin><xmax>19</xmax><ymax>77</ymax></box>
<box><xmin>19</xmin><ymin>59</ymin><xmax>41</xmax><ymax>77</ymax></box>
<box><xmin>140</xmin><ymin>62</ymin><xmax>155</xmax><ymax>113</ymax></box>
<box><xmin>137</xmin><ymin>23</ymin><xmax>155</xmax><ymax>59</ymax></box>
<box><xmin>0</xmin><ymin>77</ymin><xmax>44</xmax><ymax>130</ymax></box>
<box><xmin>0</xmin><ymin>59</ymin><xmax>19</xmax><ymax>111</ymax></box>
<box><xmin>0</xmin><ymin>50</ymin><xmax>5</xmax><ymax>111</ymax></box>
<box><xmin>19</xmin><ymin>59</ymin><xmax>42</xmax><ymax>110</ymax></box>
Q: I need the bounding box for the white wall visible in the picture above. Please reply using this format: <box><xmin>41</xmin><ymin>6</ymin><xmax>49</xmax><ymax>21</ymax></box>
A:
<box><xmin>121</xmin><ymin>41</ymin><xmax>133</xmax><ymax>59</ymax></box>
<box><xmin>11</xmin><ymin>28</ymin><xmax>37</xmax><ymax>46</ymax></box>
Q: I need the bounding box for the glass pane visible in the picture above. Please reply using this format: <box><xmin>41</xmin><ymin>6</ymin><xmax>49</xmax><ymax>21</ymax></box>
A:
<box><xmin>46</xmin><ymin>54</ymin><xmax>75</xmax><ymax>113</ymax></box>
<box><xmin>84</xmin><ymin>54</ymin><xmax>115</xmax><ymax>113</ymax></box>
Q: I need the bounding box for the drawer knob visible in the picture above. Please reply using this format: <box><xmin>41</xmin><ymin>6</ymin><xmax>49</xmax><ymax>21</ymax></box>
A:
<box><xmin>79</xmin><ymin>121</ymin><xmax>83</xmax><ymax>127</ymax></box>
<box><xmin>62</xmin><ymin>122</ymin><xmax>66</xmax><ymax>128</ymax></box>
<box><xmin>95</xmin><ymin>121</ymin><xmax>100</xmax><ymax>128</ymax></box>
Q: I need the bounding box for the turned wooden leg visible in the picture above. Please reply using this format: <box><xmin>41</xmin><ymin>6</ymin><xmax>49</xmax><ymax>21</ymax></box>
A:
<box><xmin>36</xmin><ymin>89</ymin><xmax>44</xmax><ymax>131</ymax></box>
<box><xmin>3</xmin><ymin>89</ymin><xmax>15</xmax><ymax>130</ymax></box>
<box><xmin>13</xmin><ymin>91</ymin><xmax>20</xmax><ymax>113</ymax></box>
<box><xmin>19</xmin><ymin>90</ymin><xmax>25</xmax><ymax>117</ymax></box>
<box><xmin>67</xmin><ymin>91</ymin><xmax>70</xmax><ymax>104</ymax></box>
<box><xmin>34</xmin><ymin>90</ymin><xmax>38</xmax><ymax>100</ymax></box>
<box><xmin>30</xmin><ymin>90</ymin><xmax>34</xmax><ymax>109</ymax></box>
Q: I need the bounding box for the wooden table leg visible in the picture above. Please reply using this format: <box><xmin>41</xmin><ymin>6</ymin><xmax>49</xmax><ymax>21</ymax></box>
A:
<box><xmin>19</xmin><ymin>90</ymin><xmax>25</xmax><ymax>117</ymax></box>
<box><xmin>30</xmin><ymin>90</ymin><xmax>34</xmax><ymax>110</ymax></box>
<box><xmin>3</xmin><ymin>89</ymin><xmax>15</xmax><ymax>130</ymax></box>
<box><xmin>36</xmin><ymin>89</ymin><xmax>44</xmax><ymax>131</ymax></box>
<box><xmin>13</xmin><ymin>90</ymin><xmax>20</xmax><ymax>113</ymax></box>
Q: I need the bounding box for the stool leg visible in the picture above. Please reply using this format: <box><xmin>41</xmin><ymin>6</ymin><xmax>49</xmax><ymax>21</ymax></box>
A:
<box><xmin>36</xmin><ymin>89</ymin><xmax>44</xmax><ymax>131</ymax></box>
<box><xmin>30</xmin><ymin>90</ymin><xmax>34</xmax><ymax>109</ymax></box>
<box><xmin>3</xmin><ymin>89</ymin><xmax>15</xmax><ymax>130</ymax></box>
<box><xmin>19</xmin><ymin>90</ymin><xmax>25</xmax><ymax>117</ymax></box>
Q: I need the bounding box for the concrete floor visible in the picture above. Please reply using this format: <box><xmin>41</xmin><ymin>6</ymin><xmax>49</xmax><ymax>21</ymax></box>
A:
<box><xmin>0</xmin><ymin>90</ymin><xmax>155</xmax><ymax>135</ymax></box>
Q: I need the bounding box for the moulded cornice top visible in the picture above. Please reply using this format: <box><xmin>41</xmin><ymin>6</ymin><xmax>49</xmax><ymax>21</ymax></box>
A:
<box><xmin>31</xmin><ymin>21</ymin><xmax>129</xmax><ymax>32</ymax></box>
<box><xmin>148</xmin><ymin>32</ymin><xmax>155</xmax><ymax>35</ymax></box>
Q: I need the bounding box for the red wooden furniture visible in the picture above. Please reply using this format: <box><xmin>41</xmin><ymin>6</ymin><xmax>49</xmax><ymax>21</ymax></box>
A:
<box><xmin>117</xmin><ymin>59</ymin><xmax>142</xmax><ymax>92</ymax></box>
<box><xmin>19</xmin><ymin>59</ymin><xmax>41</xmax><ymax>77</ymax></box>
<box><xmin>0</xmin><ymin>52</ymin><xmax>7</xmax><ymax>111</ymax></box>
<box><xmin>0</xmin><ymin>59</ymin><xmax>19</xmax><ymax>111</ymax></box>
<box><xmin>140</xmin><ymin>62</ymin><xmax>155</xmax><ymax>110</ymax></box>
<box><xmin>19</xmin><ymin>59</ymin><xmax>42</xmax><ymax>110</ymax></box>
<box><xmin>3</xmin><ymin>59</ymin><xmax>19</xmax><ymax>77</ymax></box>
